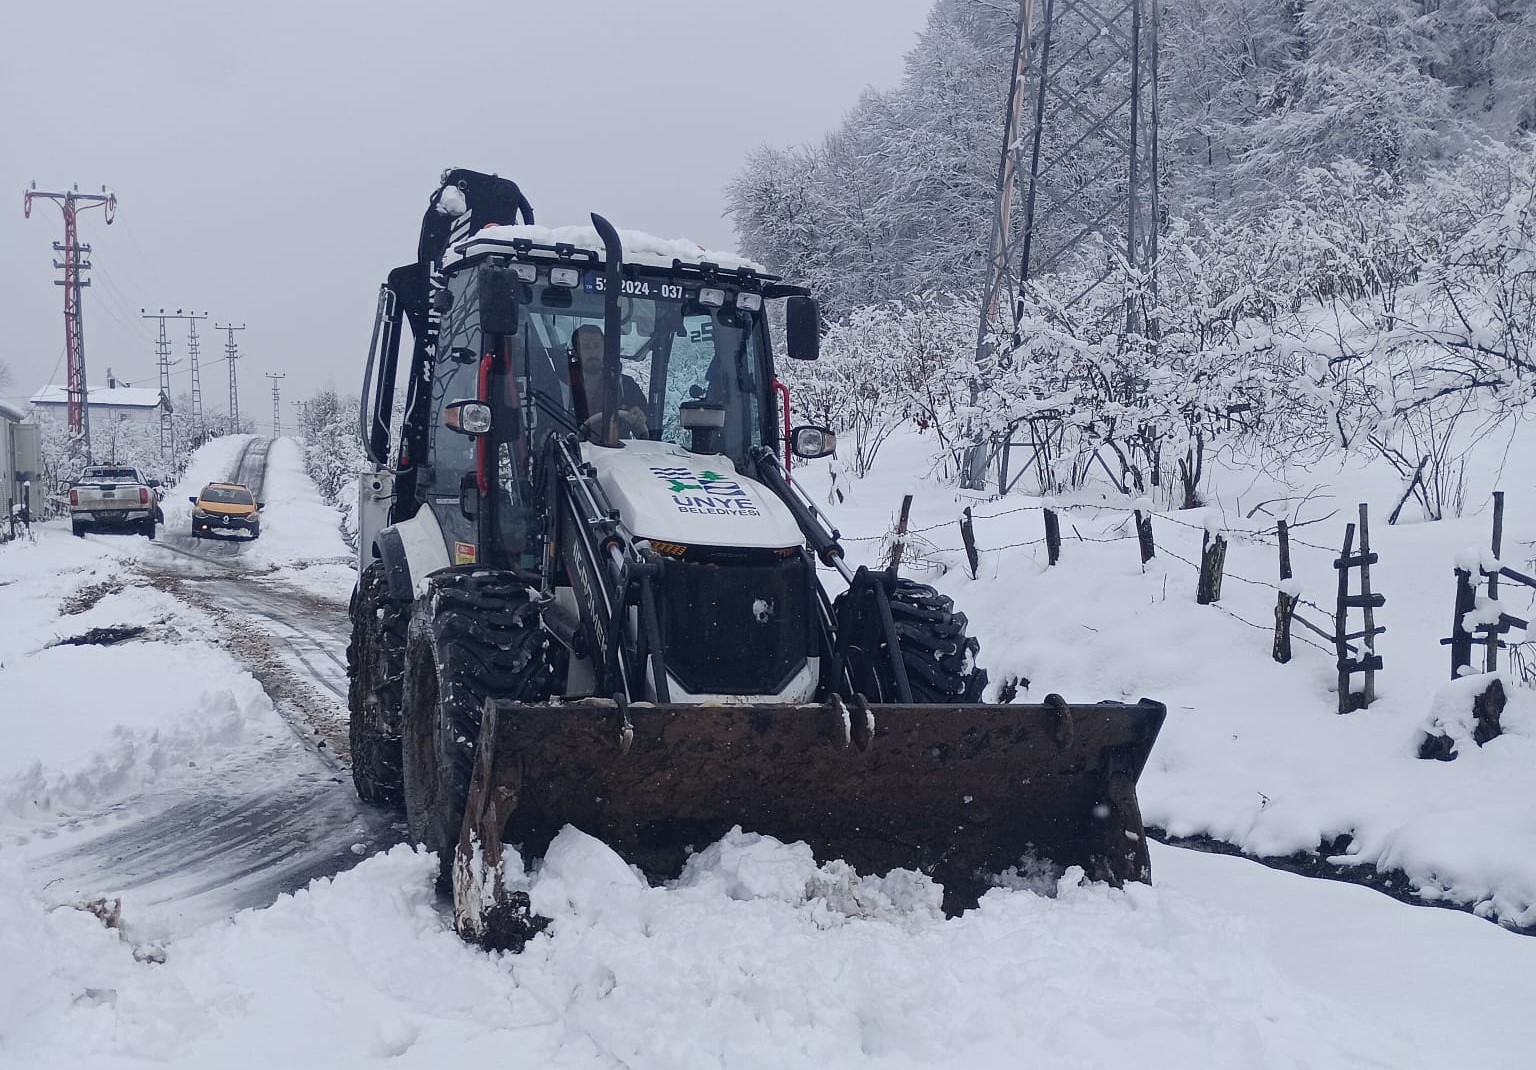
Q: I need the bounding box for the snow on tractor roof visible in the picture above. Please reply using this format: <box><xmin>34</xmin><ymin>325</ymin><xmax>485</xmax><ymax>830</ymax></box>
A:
<box><xmin>453</xmin><ymin>223</ymin><xmax>766</xmax><ymax>275</ymax></box>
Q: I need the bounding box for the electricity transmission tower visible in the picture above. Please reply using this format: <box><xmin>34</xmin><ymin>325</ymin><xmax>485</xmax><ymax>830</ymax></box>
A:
<box><xmin>142</xmin><ymin>309</ymin><xmax>205</xmax><ymax>460</ymax></box>
<box><xmin>266</xmin><ymin>372</ymin><xmax>285</xmax><ymax>438</ymax></box>
<box><xmin>217</xmin><ymin>323</ymin><xmax>246</xmax><ymax>430</ymax></box>
<box><xmin>1016</xmin><ymin>0</ymin><xmax>1161</xmax><ymax>318</ymax></box>
<box><xmin>24</xmin><ymin>183</ymin><xmax>116</xmax><ymax>463</ymax></box>
<box><xmin>185</xmin><ymin>314</ymin><xmax>208</xmax><ymax>444</ymax></box>
<box><xmin>969</xmin><ymin>0</ymin><xmax>1162</xmax><ymax>489</ymax></box>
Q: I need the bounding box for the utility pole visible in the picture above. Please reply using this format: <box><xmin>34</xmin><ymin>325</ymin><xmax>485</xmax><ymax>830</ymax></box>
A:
<box><xmin>217</xmin><ymin>323</ymin><xmax>246</xmax><ymax>431</ymax></box>
<box><xmin>142</xmin><ymin>309</ymin><xmax>204</xmax><ymax>460</ymax></box>
<box><xmin>266</xmin><ymin>372</ymin><xmax>285</xmax><ymax>438</ymax></box>
<box><xmin>24</xmin><ymin>182</ymin><xmax>117</xmax><ymax>464</ymax></box>
<box><xmin>186</xmin><ymin>313</ymin><xmax>208</xmax><ymax>444</ymax></box>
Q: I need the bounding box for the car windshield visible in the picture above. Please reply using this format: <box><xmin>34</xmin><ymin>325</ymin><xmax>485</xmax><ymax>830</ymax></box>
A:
<box><xmin>202</xmin><ymin>486</ymin><xmax>254</xmax><ymax>505</ymax></box>
<box><xmin>506</xmin><ymin>275</ymin><xmax>768</xmax><ymax>461</ymax></box>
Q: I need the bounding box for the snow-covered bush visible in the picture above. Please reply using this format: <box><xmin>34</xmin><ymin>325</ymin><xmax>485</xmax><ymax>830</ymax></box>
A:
<box><xmin>298</xmin><ymin>389</ymin><xmax>367</xmax><ymax>547</ymax></box>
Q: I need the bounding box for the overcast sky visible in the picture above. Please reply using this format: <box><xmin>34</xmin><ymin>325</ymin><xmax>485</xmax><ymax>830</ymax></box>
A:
<box><xmin>0</xmin><ymin>0</ymin><xmax>935</xmax><ymax>424</ymax></box>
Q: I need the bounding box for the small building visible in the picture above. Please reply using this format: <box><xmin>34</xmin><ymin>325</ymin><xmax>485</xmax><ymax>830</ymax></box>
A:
<box><xmin>29</xmin><ymin>369</ymin><xmax>171</xmax><ymax>425</ymax></box>
<box><xmin>0</xmin><ymin>399</ymin><xmax>41</xmax><ymax>528</ymax></box>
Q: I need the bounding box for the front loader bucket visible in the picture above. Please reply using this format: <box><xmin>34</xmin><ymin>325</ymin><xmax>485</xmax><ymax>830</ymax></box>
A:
<box><xmin>453</xmin><ymin>695</ymin><xmax>1165</xmax><ymax>948</ymax></box>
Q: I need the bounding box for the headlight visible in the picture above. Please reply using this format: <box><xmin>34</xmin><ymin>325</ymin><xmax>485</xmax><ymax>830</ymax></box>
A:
<box><xmin>699</xmin><ymin>287</ymin><xmax>725</xmax><ymax>308</ymax></box>
<box><xmin>735</xmin><ymin>291</ymin><xmax>763</xmax><ymax>311</ymax></box>
<box><xmin>549</xmin><ymin>267</ymin><xmax>580</xmax><ymax>288</ymax></box>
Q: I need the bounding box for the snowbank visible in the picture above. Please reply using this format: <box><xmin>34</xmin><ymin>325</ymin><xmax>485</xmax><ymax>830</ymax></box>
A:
<box><xmin>2</xmin><ymin>831</ymin><xmax>1532</xmax><ymax>1069</ymax></box>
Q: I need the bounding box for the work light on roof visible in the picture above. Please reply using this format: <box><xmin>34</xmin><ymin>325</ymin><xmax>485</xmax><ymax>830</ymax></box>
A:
<box><xmin>549</xmin><ymin>267</ymin><xmax>580</xmax><ymax>288</ymax></box>
<box><xmin>510</xmin><ymin>263</ymin><xmax>537</xmax><ymax>282</ymax></box>
<box><xmin>699</xmin><ymin>287</ymin><xmax>726</xmax><ymax>308</ymax></box>
<box><xmin>735</xmin><ymin>291</ymin><xmax>763</xmax><ymax>312</ymax></box>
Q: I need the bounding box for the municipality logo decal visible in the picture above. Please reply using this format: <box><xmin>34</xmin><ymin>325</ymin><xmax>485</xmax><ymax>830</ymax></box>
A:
<box><xmin>650</xmin><ymin>467</ymin><xmax>761</xmax><ymax>517</ymax></box>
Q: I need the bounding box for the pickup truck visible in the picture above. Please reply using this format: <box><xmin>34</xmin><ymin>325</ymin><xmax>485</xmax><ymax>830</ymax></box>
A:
<box><xmin>69</xmin><ymin>465</ymin><xmax>162</xmax><ymax>539</ymax></box>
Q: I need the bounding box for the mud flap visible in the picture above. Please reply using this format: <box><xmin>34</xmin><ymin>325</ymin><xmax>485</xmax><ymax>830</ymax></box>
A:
<box><xmin>454</xmin><ymin>694</ymin><xmax>1165</xmax><ymax>948</ymax></box>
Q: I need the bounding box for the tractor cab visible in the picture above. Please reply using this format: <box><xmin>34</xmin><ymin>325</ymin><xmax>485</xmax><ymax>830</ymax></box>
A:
<box><xmin>373</xmin><ymin>221</ymin><xmax>821</xmax><ymax>575</ymax></box>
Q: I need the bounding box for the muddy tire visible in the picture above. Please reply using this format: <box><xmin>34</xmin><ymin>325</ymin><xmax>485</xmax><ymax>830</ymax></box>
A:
<box><xmin>347</xmin><ymin>562</ymin><xmax>407</xmax><ymax>810</ymax></box>
<box><xmin>833</xmin><ymin>573</ymin><xmax>988</xmax><ymax>704</ymax></box>
<box><xmin>143</xmin><ymin>519</ymin><xmax>157</xmax><ymax>540</ymax></box>
<box><xmin>399</xmin><ymin>567</ymin><xmax>560</xmax><ymax>885</ymax></box>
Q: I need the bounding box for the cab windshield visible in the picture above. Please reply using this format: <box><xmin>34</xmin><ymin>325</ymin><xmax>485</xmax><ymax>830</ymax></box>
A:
<box><xmin>507</xmin><ymin>276</ymin><xmax>768</xmax><ymax>461</ymax></box>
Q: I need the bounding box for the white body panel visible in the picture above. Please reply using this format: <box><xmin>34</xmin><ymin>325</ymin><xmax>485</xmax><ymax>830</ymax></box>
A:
<box><xmin>391</xmin><ymin>506</ymin><xmax>452</xmax><ymax>599</ymax></box>
<box><xmin>580</xmin><ymin>439</ymin><xmax>803</xmax><ymax>550</ymax></box>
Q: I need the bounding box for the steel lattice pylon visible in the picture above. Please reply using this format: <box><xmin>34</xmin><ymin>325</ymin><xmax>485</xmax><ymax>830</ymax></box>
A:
<box><xmin>1017</xmin><ymin>0</ymin><xmax>1160</xmax><ymax>319</ymax></box>
<box><xmin>967</xmin><ymin>0</ymin><xmax>1161</xmax><ymax>490</ymax></box>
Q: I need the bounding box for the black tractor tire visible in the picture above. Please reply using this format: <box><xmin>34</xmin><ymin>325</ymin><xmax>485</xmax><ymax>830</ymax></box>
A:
<box><xmin>399</xmin><ymin>567</ymin><xmax>560</xmax><ymax>885</ymax></box>
<box><xmin>833</xmin><ymin>575</ymin><xmax>989</xmax><ymax>704</ymax></box>
<box><xmin>347</xmin><ymin>562</ymin><xmax>407</xmax><ymax>810</ymax></box>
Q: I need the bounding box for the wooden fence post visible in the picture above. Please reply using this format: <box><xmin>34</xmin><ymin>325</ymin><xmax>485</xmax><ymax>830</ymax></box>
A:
<box><xmin>1043</xmin><ymin>507</ymin><xmax>1061</xmax><ymax>566</ymax></box>
<box><xmin>1197</xmin><ymin>529</ymin><xmax>1228</xmax><ymax>605</ymax></box>
<box><xmin>1335</xmin><ymin>505</ymin><xmax>1385</xmax><ymax>712</ymax></box>
<box><xmin>1448</xmin><ymin>568</ymin><xmax>1477</xmax><ymax>679</ymax></box>
<box><xmin>1357</xmin><ymin>504</ymin><xmax>1380</xmax><ymax>706</ymax></box>
<box><xmin>1485</xmin><ymin>490</ymin><xmax>1504</xmax><ymax>673</ymax></box>
<box><xmin>959</xmin><ymin>507</ymin><xmax>979</xmax><ymax>579</ymax></box>
<box><xmin>1134</xmin><ymin>509</ymin><xmax>1155</xmax><ymax>564</ymax></box>
<box><xmin>1335</xmin><ymin>522</ymin><xmax>1358</xmax><ymax>712</ymax></box>
<box><xmin>888</xmin><ymin>494</ymin><xmax>913</xmax><ymax>572</ymax></box>
<box><xmin>1273</xmin><ymin>520</ymin><xmax>1296</xmax><ymax>664</ymax></box>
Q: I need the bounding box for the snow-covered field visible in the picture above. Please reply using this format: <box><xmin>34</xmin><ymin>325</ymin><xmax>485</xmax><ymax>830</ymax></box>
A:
<box><xmin>2</xmin><ymin>433</ymin><xmax>1535</xmax><ymax>1068</ymax></box>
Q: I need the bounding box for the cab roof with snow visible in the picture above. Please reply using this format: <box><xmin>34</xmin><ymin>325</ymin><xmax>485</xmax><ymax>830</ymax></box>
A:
<box><xmin>443</xmin><ymin>223</ymin><xmax>809</xmax><ymax>297</ymax></box>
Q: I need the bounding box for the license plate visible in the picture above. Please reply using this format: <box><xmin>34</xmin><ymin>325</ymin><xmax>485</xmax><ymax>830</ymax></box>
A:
<box><xmin>100</xmin><ymin>490</ymin><xmax>116</xmax><ymax>499</ymax></box>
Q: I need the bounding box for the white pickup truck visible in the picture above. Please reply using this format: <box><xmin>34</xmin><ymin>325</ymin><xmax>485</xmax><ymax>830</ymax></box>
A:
<box><xmin>69</xmin><ymin>465</ymin><xmax>162</xmax><ymax>539</ymax></box>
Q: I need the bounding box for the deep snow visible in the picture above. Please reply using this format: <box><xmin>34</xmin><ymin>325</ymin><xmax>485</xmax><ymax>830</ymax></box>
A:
<box><xmin>2</xmin><ymin>432</ymin><xmax>1535</xmax><ymax>1068</ymax></box>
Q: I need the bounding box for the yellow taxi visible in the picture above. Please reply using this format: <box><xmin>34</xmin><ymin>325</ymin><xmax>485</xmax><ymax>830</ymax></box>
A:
<box><xmin>189</xmin><ymin>482</ymin><xmax>263</xmax><ymax>539</ymax></box>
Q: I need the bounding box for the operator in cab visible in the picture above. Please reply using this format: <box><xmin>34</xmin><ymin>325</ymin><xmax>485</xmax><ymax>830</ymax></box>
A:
<box><xmin>572</xmin><ymin>325</ymin><xmax>648</xmax><ymax>441</ymax></box>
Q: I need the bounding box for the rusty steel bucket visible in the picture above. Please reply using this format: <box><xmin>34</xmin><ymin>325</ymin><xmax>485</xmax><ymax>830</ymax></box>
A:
<box><xmin>452</xmin><ymin>694</ymin><xmax>1165</xmax><ymax>948</ymax></box>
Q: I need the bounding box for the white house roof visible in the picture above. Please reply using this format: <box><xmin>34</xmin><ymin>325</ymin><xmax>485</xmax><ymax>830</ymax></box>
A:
<box><xmin>30</xmin><ymin>384</ymin><xmax>167</xmax><ymax>409</ymax></box>
<box><xmin>0</xmin><ymin>400</ymin><xmax>27</xmax><ymax>422</ymax></box>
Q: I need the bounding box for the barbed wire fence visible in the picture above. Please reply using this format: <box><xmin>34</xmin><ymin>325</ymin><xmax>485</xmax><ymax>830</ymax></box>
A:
<box><xmin>838</xmin><ymin>492</ymin><xmax>1387</xmax><ymax>704</ymax></box>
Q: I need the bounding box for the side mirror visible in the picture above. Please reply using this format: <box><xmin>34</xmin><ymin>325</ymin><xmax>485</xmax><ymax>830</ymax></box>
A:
<box><xmin>785</xmin><ymin>296</ymin><xmax>820</xmax><ymax>361</ymax></box>
<box><xmin>188</xmin><ymin>496</ymin><xmax>199</xmax><ymax>504</ymax></box>
<box><xmin>443</xmin><ymin>400</ymin><xmax>492</xmax><ymax>436</ymax></box>
<box><xmin>478</xmin><ymin>265</ymin><xmax>519</xmax><ymax>335</ymax></box>
<box><xmin>789</xmin><ymin>424</ymin><xmax>836</xmax><ymax>460</ymax></box>
<box><xmin>256</xmin><ymin>502</ymin><xmax>266</xmax><ymax>510</ymax></box>
<box><xmin>147</xmin><ymin>478</ymin><xmax>161</xmax><ymax>488</ymax></box>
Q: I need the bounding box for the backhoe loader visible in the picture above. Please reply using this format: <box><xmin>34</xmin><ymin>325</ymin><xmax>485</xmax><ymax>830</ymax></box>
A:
<box><xmin>347</xmin><ymin>169</ymin><xmax>1164</xmax><ymax>948</ymax></box>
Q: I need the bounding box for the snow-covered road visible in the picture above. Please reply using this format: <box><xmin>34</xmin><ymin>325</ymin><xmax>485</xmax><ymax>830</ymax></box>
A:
<box><xmin>3</xmin><ymin>436</ymin><xmax>395</xmax><ymax>943</ymax></box>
